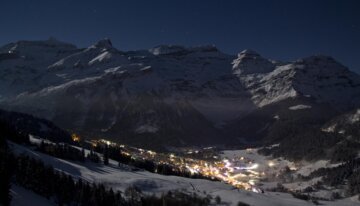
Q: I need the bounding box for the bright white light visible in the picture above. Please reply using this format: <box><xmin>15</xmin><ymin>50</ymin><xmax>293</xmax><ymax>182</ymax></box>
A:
<box><xmin>247</xmin><ymin>163</ymin><xmax>259</xmax><ymax>170</ymax></box>
<box><xmin>249</xmin><ymin>179</ymin><xmax>256</xmax><ymax>185</ymax></box>
<box><xmin>252</xmin><ymin>187</ymin><xmax>260</xmax><ymax>193</ymax></box>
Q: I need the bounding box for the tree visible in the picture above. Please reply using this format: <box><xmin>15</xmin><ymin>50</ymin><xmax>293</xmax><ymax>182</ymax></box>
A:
<box><xmin>0</xmin><ymin>157</ymin><xmax>12</xmax><ymax>206</ymax></box>
<box><xmin>0</xmin><ymin>140</ymin><xmax>14</xmax><ymax>206</ymax></box>
<box><xmin>238</xmin><ymin>202</ymin><xmax>250</xmax><ymax>206</ymax></box>
<box><xmin>81</xmin><ymin>148</ymin><xmax>85</xmax><ymax>161</ymax></box>
<box><xmin>40</xmin><ymin>140</ymin><xmax>45</xmax><ymax>151</ymax></box>
<box><xmin>215</xmin><ymin>195</ymin><xmax>221</xmax><ymax>204</ymax></box>
<box><xmin>87</xmin><ymin>150</ymin><xmax>100</xmax><ymax>163</ymax></box>
<box><xmin>103</xmin><ymin>145</ymin><xmax>109</xmax><ymax>165</ymax></box>
<box><xmin>125</xmin><ymin>186</ymin><xmax>142</xmax><ymax>205</ymax></box>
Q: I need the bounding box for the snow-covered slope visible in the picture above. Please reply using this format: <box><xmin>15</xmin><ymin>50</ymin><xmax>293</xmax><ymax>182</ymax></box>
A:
<box><xmin>1</xmin><ymin>38</ymin><xmax>360</xmax><ymax>148</ymax></box>
<box><xmin>321</xmin><ymin>108</ymin><xmax>360</xmax><ymax>142</ymax></box>
<box><xmin>9</xmin><ymin>141</ymin><xmax>360</xmax><ymax>206</ymax></box>
<box><xmin>11</xmin><ymin>185</ymin><xmax>54</xmax><ymax>206</ymax></box>
<box><xmin>9</xmin><ymin>70</ymin><xmax>225</xmax><ymax>148</ymax></box>
<box><xmin>0</xmin><ymin>38</ymin><xmax>78</xmax><ymax>99</ymax></box>
<box><xmin>47</xmin><ymin>38</ymin><xmax>129</xmax><ymax>80</ymax></box>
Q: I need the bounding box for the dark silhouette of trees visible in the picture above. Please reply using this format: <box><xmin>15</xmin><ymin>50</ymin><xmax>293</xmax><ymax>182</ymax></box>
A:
<box><xmin>0</xmin><ymin>109</ymin><xmax>71</xmax><ymax>143</ymax></box>
<box><xmin>37</xmin><ymin>142</ymin><xmax>86</xmax><ymax>162</ymax></box>
<box><xmin>103</xmin><ymin>145</ymin><xmax>109</xmax><ymax>165</ymax></box>
<box><xmin>87</xmin><ymin>149</ymin><xmax>101</xmax><ymax>163</ymax></box>
<box><xmin>0</xmin><ymin>139</ymin><xmax>15</xmax><ymax>206</ymax></box>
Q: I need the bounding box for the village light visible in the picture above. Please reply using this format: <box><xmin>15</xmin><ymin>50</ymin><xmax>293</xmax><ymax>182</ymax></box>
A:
<box><xmin>268</xmin><ymin>161</ymin><xmax>275</xmax><ymax>167</ymax></box>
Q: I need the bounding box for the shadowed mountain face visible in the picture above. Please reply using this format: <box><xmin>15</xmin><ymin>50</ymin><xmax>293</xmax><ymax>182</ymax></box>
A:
<box><xmin>1</xmin><ymin>38</ymin><xmax>360</xmax><ymax>149</ymax></box>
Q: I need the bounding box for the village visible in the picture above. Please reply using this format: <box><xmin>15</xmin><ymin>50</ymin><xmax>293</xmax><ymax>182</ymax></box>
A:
<box><xmin>87</xmin><ymin>138</ymin><xmax>270</xmax><ymax>193</ymax></box>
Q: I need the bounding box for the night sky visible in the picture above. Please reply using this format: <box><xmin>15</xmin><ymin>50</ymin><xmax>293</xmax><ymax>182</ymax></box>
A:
<box><xmin>1</xmin><ymin>0</ymin><xmax>359</xmax><ymax>71</ymax></box>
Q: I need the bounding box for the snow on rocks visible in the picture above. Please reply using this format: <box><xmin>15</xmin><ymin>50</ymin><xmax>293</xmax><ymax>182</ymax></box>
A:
<box><xmin>232</xmin><ymin>49</ymin><xmax>275</xmax><ymax>75</ymax></box>
<box><xmin>289</xmin><ymin>104</ymin><xmax>312</xmax><ymax>110</ymax></box>
<box><xmin>135</xmin><ymin>125</ymin><xmax>159</xmax><ymax>134</ymax></box>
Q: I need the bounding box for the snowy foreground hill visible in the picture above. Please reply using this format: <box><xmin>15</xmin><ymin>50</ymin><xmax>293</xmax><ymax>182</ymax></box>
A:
<box><xmin>1</xmin><ymin>38</ymin><xmax>360</xmax><ymax>149</ymax></box>
<box><xmin>8</xmin><ymin>141</ymin><xmax>359</xmax><ymax>206</ymax></box>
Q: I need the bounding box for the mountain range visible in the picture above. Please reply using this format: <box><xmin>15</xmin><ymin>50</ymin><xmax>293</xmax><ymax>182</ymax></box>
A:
<box><xmin>1</xmin><ymin>38</ymin><xmax>359</xmax><ymax>150</ymax></box>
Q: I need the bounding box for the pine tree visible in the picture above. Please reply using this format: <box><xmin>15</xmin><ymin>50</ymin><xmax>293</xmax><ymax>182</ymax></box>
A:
<box><xmin>215</xmin><ymin>195</ymin><xmax>221</xmax><ymax>204</ymax></box>
<box><xmin>40</xmin><ymin>140</ymin><xmax>45</xmax><ymax>151</ymax></box>
<box><xmin>0</xmin><ymin>140</ymin><xmax>13</xmax><ymax>206</ymax></box>
<box><xmin>103</xmin><ymin>145</ymin><xmax>109</xmax><ymax>165</ymax></box>
<box><xmin>0</xmin><ymin>155</ymin><xmax>12</xmax><ymax>206</ymax></box>
<box><xmin>81</xmin><ymin>148</ymin><xmax>85</xmax><ymax>161</ymax></box>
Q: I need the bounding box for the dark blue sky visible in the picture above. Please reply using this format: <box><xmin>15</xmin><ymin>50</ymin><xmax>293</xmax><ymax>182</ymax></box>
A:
<box><xmin>1</xmin><ymin>0</ymin><xmax>359</xmax><ymax>71</ymax></box>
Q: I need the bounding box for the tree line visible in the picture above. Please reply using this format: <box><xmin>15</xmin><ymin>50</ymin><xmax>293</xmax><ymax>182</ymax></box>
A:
<box><xmin>93</xmin><ymin>143</ymin><xmax>217</xmax><ymax>181</ymax></box>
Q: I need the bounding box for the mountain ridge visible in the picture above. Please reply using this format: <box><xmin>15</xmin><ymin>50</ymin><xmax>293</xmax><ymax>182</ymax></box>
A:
<box><xmin>1</xmin><ymin>38</ymin><xmax>359</xmax><ymax>149</ymax></box>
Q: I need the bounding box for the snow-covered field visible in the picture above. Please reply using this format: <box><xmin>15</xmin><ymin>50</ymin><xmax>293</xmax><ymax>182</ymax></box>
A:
<box><xmin>220</xmin><ymin>148</ymin><xmax>360</xmax><ymax>205</ymax></box>
<box><xmin>8</xmin><ymin>142</ymin><xmax>360</xmax><ymax>205</ymax></box>
<box><xmin>221</xmin><ymin>148</ymin><xmax>296</xmax><ymax>174</ymax></box>
<box><xmin>221</xmin><ymin>149</ymin><xmax>342</xmax><ymax>177</ymax></box>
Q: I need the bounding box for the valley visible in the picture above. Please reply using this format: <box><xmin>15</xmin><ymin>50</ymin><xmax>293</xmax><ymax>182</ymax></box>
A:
<box><xmin>0</xmin><ymin>38</ymin><xmax>359</xmax><ymax>205</ymax></box>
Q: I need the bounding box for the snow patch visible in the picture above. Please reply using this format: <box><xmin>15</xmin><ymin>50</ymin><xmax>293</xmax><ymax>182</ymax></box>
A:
<box><xmin>289</xmin><ymin>104</ymin><xmax>312</xmax><ymax>110</ymax></box>
<box><xmin>135</xmin><ymin>125</ymin><xmax>159</xmax><ymax>134</ymax></box>
<box><xmin>322</xmin><ymin>124</ymin><xmax>337</xmax><ymax>133</ymax></box>
<box><xmin>295</xmin><ymin>160</ymin><xmax>341</xmax><ymax>176</ymax></box>
<box><xmin>88</xmin><ymin>51</ymin><xmax>113</xmax><ymax>65</ymax></box>
<box><xmin>29</xmin><ymin>135</ymin><xmax>54</xmax><ymax>146</ymax></box>
<box><xmin>349</xmin><ymin>109</ymin><xmax>360</xmax><ymax>123</ymax></box>
<box><xmin>232</xmin><ymin>49</ymin><xmax>275</xmax><ymax>75</ymax></box>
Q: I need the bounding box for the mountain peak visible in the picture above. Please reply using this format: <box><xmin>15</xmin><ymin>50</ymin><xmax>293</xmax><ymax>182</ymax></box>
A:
<box><xmin>92</xmin><ymin>38</ymin><xmax>113</xmax><ymax>49</ymax></box>
<box><xmin>239</xmin><ymin>49</ymin><xmax>260</xmax><ymax>56</ymax></box>
<box><xmin>149</xmin><ymin>45</ymin><xmax>186</xmax><ymax>55</ymax></box>
<box><xmin>46</xmin><ymin>36</ymin><xmax>61</xmax><ymax>44</ymax></box>
<box><xmin>190</xmin><ymin>44</ymin><xmax>219</xmax><ymax>53</ymax></box>
<box><xmin>149</xmin><ymin>44</ymin><xmax>220</xmax><ymax>56</ymax></box>
<box><xmin>0</xmin><ymin>38</ymin><xmax>77</xmax><ymax>60</ymax></box>
<box><xmin>2</xmin><ymin>38</ymin><xmax>76</xmax><ymax>50</ymax></box>
<box><xmin>296</xmin><ymin>55</ymin><xmax>339</xmax><ymax>65</ymax></box>
<box><xmin>232</xmin><ymin>49</ymin><xmax>275</xmax><ymax>75</ymax></box>
<box><xmin>294</xmin><ymin>55</ymin><xmax>349</xmax><ymax>73</ymax></box>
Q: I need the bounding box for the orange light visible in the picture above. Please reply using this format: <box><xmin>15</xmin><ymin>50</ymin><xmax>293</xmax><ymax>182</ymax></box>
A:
<box><xmin>71</xmin><ymin>133</ymin><xmax>81</xmax><ymax>142</ymax></box>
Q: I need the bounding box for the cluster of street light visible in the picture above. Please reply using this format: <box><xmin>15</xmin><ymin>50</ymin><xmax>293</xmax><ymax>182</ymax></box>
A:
<box><xmin>182</xmin><ymin>157</ymin><xmax>263</xmax><ymax>192</ymax></box>
<box><xmin>93</xmin><ymin>139</ymin><xmax>265</xmax><ymax>192</ymax></box>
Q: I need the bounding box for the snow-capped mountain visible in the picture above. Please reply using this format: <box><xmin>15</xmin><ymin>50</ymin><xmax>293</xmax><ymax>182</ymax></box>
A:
<box><xmin>0</xmin><ymin>38</ymin><xmax>79</xmax><ymax>99</ymax></box>
<box><xmin>225</xmin><ymin>54</ymin><xmax>360</xmax><ymax>145</ymax></box>
<box><xmin>235</xmin><ymin>54</ymin><xmax>360</xmax><ymax>108</ymax></box>
<box><xmin>1</xmin><ymin>38</ymin><xmax>359</xmax><ymax>149</ymax></box>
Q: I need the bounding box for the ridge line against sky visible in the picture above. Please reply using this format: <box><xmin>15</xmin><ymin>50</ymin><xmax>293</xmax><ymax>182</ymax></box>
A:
<box><xmin>0</xmin><ymin>0</ymin><xmax>359</xmax><ymax>71</ymax></box>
